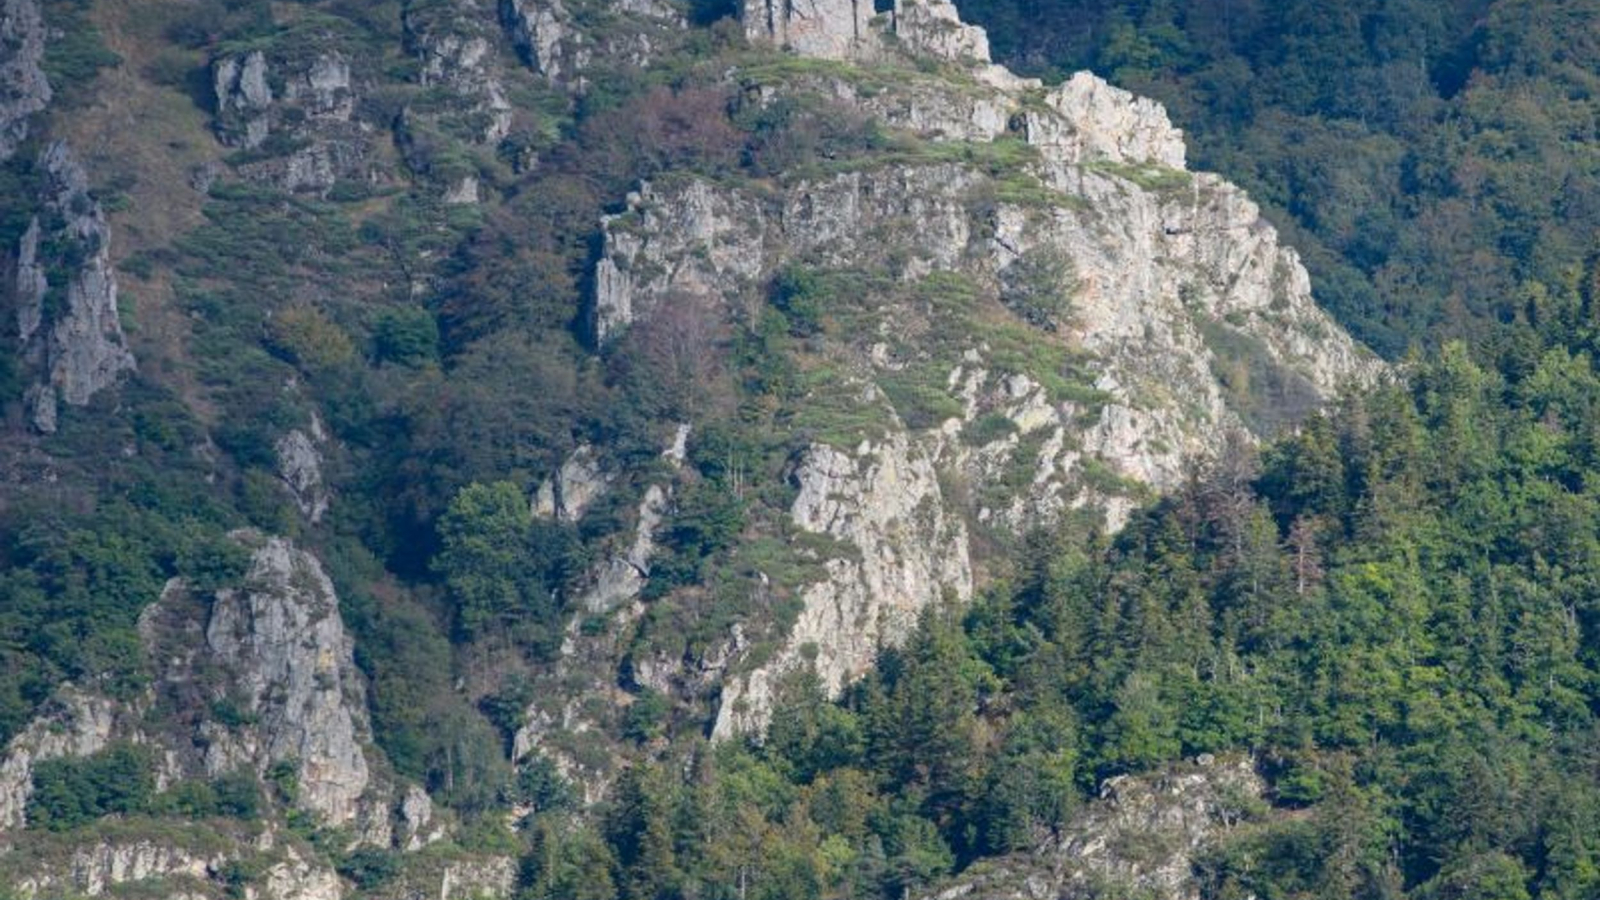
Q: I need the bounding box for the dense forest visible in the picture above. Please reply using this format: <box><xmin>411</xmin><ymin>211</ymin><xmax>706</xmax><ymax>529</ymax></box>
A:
<box><xmin>4</xmin><ymin>0</ymin><xmax>1600</xmax><ymax>898</ymax></box>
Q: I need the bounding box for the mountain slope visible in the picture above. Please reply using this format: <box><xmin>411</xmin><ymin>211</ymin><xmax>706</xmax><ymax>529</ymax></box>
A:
<box><xmin>0</xmin><ymin>0</ymin><xmax>1380</xmax><ymax>898</ymax></box>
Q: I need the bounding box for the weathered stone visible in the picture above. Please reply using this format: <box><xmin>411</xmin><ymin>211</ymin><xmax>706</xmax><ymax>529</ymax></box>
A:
<box><xmin>16</xmin><ymin>142</ymin><xmax>136</xmax><ymax>433</ymax></box>
<box><xmin>440</xmin><ymin>857</ymin><xmax>516</xmax><ymax>900</ymax></box>
<box><xmin>714</xmin><ymin>430</ymin><xmax>972</xmax><ymax>737</ymax></box>
<box><xmin>14</xmin><ymin>841</ymin><xmax>223</xmax><ymax>898</ymax></box>
<box><xmin>598</xmin><ymin>0</ymin><xmax>1379</xmax><ymax>736</ymax></box>
<box><xmin>742</xmin><ymin>0</ymin><xmax>877</xmax><ymax>60</ymax></box>
<box><xmin>276</xmin><ymin>427</ymin><xmax>330</xmax><ymax>523</ymax></box>
<box><xmin>0</xmin><ymin>0</ymin><xmax>51</xmax><ymax>162</ymax></box>
<box><xmin>1027</xmin><ymin>70</ymin><xmax>1187</xmax><ymax>168</ymax></box>
<box><xmin>502</xmin><ymin>0</ymin><xmax>576</xmax><ymax>81</ymax></box>
<box><xmin>502</xmin><ymin>0</ymin><xmax>682</xmax><ymax>86</ymax></box>
<box><xmin>198</xmin><ymin>534</ymin><xmax>373</xmax><ymax>827</ymax></box>
<box><xmin>211</xmin><ymin>47</ymin><xmax>376</xmax><ymax>194</ymax></box>
<box><xmin>534</xmin><ymin>443</ymin><xmax>612</xmax><ymax>522</ymax></box>
<box><xmin>0</xmin><ymin>685</ymin><xmax>119</xmax><ymax>829</ymax></box>
<box><xmin>405</xmin><ymin>0</ymin><xmax>514</xmax><ymax>145</ymax></box>
<box><xmin>891</xmin><ymin>0</ymin><xmax>990</xmax><ymax>63</ymax></box>
<box><xmin>213</xmin><ymin>50</ymin><xmax>273</xmax><ymax>149</ymax></box>
<box><xmin>397</xmin><ymin>783</ymin><xmax>444</xmax><ymax>851</ymax></box>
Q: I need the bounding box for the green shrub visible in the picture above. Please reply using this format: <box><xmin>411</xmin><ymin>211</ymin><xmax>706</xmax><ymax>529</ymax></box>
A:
<box><xmin>372</xmin><ymin>306</ymin><xmax>441</xmax><ymax>367</ymax></box>
<box><xmin>28</xmin><ymin>744</ymin><xmax>156</xmax><ymax>831</ymax></box>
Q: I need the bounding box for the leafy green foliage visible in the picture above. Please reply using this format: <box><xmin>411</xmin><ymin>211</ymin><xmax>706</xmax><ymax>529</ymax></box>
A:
<box><xmin>434</xmin><ymin>481</ymin><xmax>564</xmax><ymax>651</ymax></box>
<box><xmin>27</xmin><ymin>744</ymin><xmax>155</xmax><ymax>831</ymax></box>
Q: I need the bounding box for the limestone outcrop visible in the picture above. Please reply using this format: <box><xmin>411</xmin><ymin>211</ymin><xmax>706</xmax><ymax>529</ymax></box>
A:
<box><xmin>194</xmin><ymin>534</ymin><xmax>374</xmax><ymax>827</ymax></box>
<box><xmin>742</xmin><ymin>0</ymin><xmax>877</xmax><ymax>61</ymax></box>
<box><xmin>276</xmin><ymin>420</ymin><xmax>331</xmax><ymax>524</ymax></box>
<box><xmin>533</xmin><ymin>443</ymin><xmax>612</xmax><ymax>522</ymax></box>
<box><xmin>404</xmin><ymin>0</ymin><xmax>514</xmax><ymax>146</ymax></box>
<box><xmin>592</xmin><ymin>0</ymin><xmax>1381</xmax><ymax>736</ymax></box>
<box><xmin>6</xmin><ymin>833</ymin><xmax>344</xmax><ymax>900</ymax></box>
<box><xmin>0</xmin><ymin>0</ymin><xmax>50</xmax><ymax>162</ymax></box>
<box><xmin>138</xmin><ymin>533</ymin><xmax>386</xmax><ymax>833</ymax></box>
<box><xmin>502</xmin><ymin>0</ymin><xmax>684</xmax><ymax>87</ymax></box>
<box><xmin>0</xmin><ymin>685</ymin><xmax>119</xmax><ymax>830</ymax></box>
<box><xmin>16</xmin><ymin>142</ymin><xmax>136</xmax><ymax>433</ymax></box>
<box><xmin>14</xmin><ymin>841</ymin><xmax>223</xmax><ymax>898</ymax></box>
<box><xmin>212</xmin><ymin>43</ymin><xmax>376</xmax><ymax>193</ymax></box>
<box><xmin>714</xmin><ymin>429</ymin><xmax>973</xmax><ymax>737</ymax></box>
<box><xmin>926</xmin><ymin>755</ymin><xmax>1266</xmax><ymax>900</ymax></box>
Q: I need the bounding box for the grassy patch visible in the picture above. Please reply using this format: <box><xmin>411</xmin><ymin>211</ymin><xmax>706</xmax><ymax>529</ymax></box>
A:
<box><xmin>1084</xmin><ymin>159</ymin><xmax>1193</xmax><ymax>193</ymax></box>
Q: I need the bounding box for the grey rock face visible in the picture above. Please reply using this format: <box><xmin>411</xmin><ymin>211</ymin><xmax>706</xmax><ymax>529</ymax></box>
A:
<box><xmin>211</xmin><ymin>47</ymin><xmax>375</xmax><ymax>194</ymax></box>
<box><xmin>0</xmin><ymin>0</ymin><xmax>51</xmax><ymax>162</ymax></box>
<box><xmin>601</xmin><ymin>0</ymin><xmax>1378</xmax><ymax>736</ymax></box>
<box><xmin>8</xmin><ymin>836</ymin><xmax>344</xmax><ymax>900</ymax></box>
<box><xmin>0</xmin><ymin>685</ymin><xmax>119</xmax><ymax>829</ymax></box>
<box><xmin>14</xmin><ymin>841</ymin><xmax>224</xmax><ymax>898</ymax></box>
<box><xmin>16</xmin><ymin>142</ymin><xmax>137</xmax><ymax>433</ymax></box>
<box><xmin>440</xmin><ymin>857</ymin><xmax>517</xmax><ymax>900</ymax></box>
<box><xmin>742</xmin><ymin>0</ymin><xmax>877</xmax><ymax>60</ymax></box>
<box><xmin>533</xmin><ymin>443</ymin><xmax>612</xmax><ymax>522</ymax></box>
<box><xmin>197</xmin><ymin>534</ymin><xmax>374</xmax><ymax>827</ymax></box>
<box><xmin>502</xmin><ymin>0</ymin><xmax>576</xmax><ymax>82</ymax></box>
<box><xmin>715</xmin><ymin>429</ymin><xmax>973</xmax><ymax>738</ymax></box>
<box><xmin>927</xmin><ymin>755</ymin><xmax>1265</xmax><ymax>900</ymax></box>
<box><xmin>213</xmin><ymin>50</ymin><xmax>274</xmax><ymax>149</ymax></box>
<box><xmin>404</xmin><ymin>0</ymin><xmax>514</xmax><ymax>148</ymax></box>
<box><xmin>1025</xmin><ymin>71</ymin><xmax>1187</xmax><ymax>168</ymax></box>
<box><xmin>276</xmin><ymin>424</ymin><xmax>330</xmax><ymax>524</ymax></box>
<box><xmin>890</xmin><ymin>0</ymin><xmax>990</xmax><ymax>63</ymax></box>
<box><xmin>398</xmin><ymin>783</ymin><xmax>444</xmax><ymax>851</ymax></box>
<box><xmin>502</xmin><ymin>0</ymin><xmax>684</xmax><ymax>86</ymax></box>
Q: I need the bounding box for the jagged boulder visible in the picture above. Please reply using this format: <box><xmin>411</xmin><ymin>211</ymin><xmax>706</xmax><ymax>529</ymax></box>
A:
<box><xmin>404</xmin><ymin>0</ymin><xmax>514</xmax><ymax>146</ymax></box>
<box><xmin>597</xmin><ymin>0</ymin><xmax>1379</xmax><ymax>741</ymax></box>
<box><xmin>195</xmin><ymin>534</ymin><xmax>375</xmax><ymax>828</ymax></box>
<box><xmin>533</xmin><ymin>443</ymin><xmax>613</xmax><ymax>522</ymax></box>
<box><xmin>891</xmin><ymin>0</ymin><xmax>991</xmax><ymax>63</ymax></box>
<box><xmin>0</xmin><ymin>0</ymin><xmax>51</xmax><ymax>162</ymax></box>
<box><xmin>15</xmin><ymin>141</ymin><xmax>136</xmax><ymax>433</ymax></box>
<box><xmin>276</xmin><ymin>421</ymin><xmax>331</xmax><ymax>524</ymax></box>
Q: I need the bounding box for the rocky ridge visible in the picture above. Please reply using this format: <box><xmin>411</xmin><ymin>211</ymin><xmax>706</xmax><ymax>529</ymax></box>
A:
<box><xmin>587</xmin><ymin>0</ymin><xmax>1377</xmax><ymax>737</ymax></box>
<box><xmin>3</xmin><ymin>534</ymin><xmax>390</xmax><ymax>836</ymax></box>
<box><xmin>0</xmin><ymin>532</ymin><xmax>518</xmax><ymax>895</ymax></box>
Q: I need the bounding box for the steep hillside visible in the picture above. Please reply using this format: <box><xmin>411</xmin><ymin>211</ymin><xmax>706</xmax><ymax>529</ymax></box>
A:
<box><xmin>0</xmin><ymin>0</ymin><xmax>1381</xmax><ymax>898</ymax></box>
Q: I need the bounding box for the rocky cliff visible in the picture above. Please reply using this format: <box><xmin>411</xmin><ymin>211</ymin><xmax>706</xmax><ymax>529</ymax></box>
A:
<box><xmin>590</xmin><ymin>0</ymin><xmax>1376</xmax><ymax>737</ymax></box>
<box><xmin>0</xmin><ymin>686</ymin><xmax>120</xmax><ymax>831</ymax></box>
<box><xmin>15</xmin><ymin>141</ymin><xmax>136</xmax><ymax>433</ymax></box>
<box><xmin>1</xmin><ymin>534</ymin><xmax>393</xmax><ymax>835</ymax></box>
